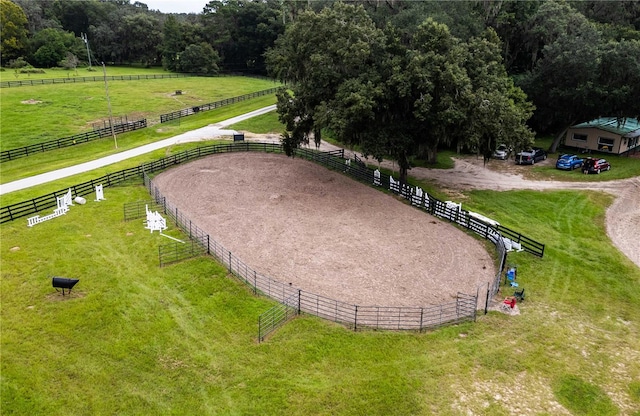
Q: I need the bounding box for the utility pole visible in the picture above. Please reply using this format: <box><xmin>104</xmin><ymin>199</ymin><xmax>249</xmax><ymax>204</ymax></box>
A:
<box><xmin>102</xmin><ymin>62</ymin><xmax>117</xmax><ymax>149</ymax></box>
<box><xmin>81</xmin><ymin>33</ymin><xmax>92</xmax><ymax>70</ymax></box>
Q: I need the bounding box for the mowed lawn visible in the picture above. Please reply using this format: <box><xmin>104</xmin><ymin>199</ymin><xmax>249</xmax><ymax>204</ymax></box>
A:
<box><xmin>1</xmin><ymin>68</ymin><xmax>639</xmax><ymax>414</ymax></box>
<box><xmin>1</xmin><ymin>71</ymin><xmax>279</xmax><ymax>150</ymax></box>
<box><xmin>0</xmin><ymin>66</ymin><xmax>170</xmax><ymax>81</ymax></box>
<box><xmin>0</xmin><ymin>69</ymin><xmax>279</xmax><ymax>185</ymax></box>
<box><xmin>1</xmin><ymin>165</ymin><xmax>639</xmax><ymax>414</ymax></box>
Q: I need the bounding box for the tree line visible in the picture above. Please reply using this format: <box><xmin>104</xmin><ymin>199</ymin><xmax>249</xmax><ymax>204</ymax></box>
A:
<box><xmin>1</xmin><ymin>0</ymin><xmax>639</xmax><ymax>168</ymax></box>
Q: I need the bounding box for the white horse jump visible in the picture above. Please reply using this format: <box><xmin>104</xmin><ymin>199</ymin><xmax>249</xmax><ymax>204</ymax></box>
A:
<box><xmin>445</xmin><ymin>201</ymin><xmax>462</xmax><ymax>211</ymax></box>
<box><xmin>389</xmin><ymin>176</ymin><xmax>399</xmax><ymax>193</ymax></box>
<box><xmin>55</xmin><ymin>196</ymin><xmax>69</xmax><ymax>214</ymax></box>
<box><xmin>411</xmin><ymin>187</ymin><xmax>423</xmax><ymax>206</ymax></box>
<box><xmin>27</xmin><ymin>207</ymin><xmax>68</xmax><ymax>227</ymax></box>
<box><xmin>512</xmin><ymin>241</ymin><xmax>524</xmax><ymax>252</ymax></box>
<box><xmin>28</xmin><ymin>189</ymin><xmax>74</xmax><ymax>227</ymax></box>
<box><xmin>502</xmin><ymin>237</ymin><xmax>524</xmax><ymax>252</ymax></box>
<box><xmin>145</xmin><ymin>204</ymin><xmax>167</xmax><ymax>233</ymax></box>
<box><xmin>502</xmin><ymin>236</ymin><xmax>513</xmax><ymax>251</ymax></box>
<box><xmin>95</xmin><ymin>184</ymin><xmax>106</xmax><ymax>202</ymax></box>
<box><xmin>373</xmin><ymin>169</ymin><xmax>381</xmax><ymax>186</ymax></box>
<box><xmin>56</xmin><ymin>188</ymin><xmax>74</xmax><ymax>212</ymax></box>
<box><xmin>468</xmin><ymin>211</ymin><xmax>500</xmax><ymax>227</ymax></box>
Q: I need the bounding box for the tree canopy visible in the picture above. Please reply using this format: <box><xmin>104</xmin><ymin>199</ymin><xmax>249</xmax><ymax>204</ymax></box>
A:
<box><xmin>267</xmin><ymin>3</ymin><xmax>534</xmax><ymax>181</ymax></box>
<box><xmin>4</xmin><ymin>0</ymin><xmax>639</xmax><ymax>154</ymax></box>
<box><xmin>1</xmin><ymin>0</ymin><xmax>29</xmax><ymax>61</ymax></box>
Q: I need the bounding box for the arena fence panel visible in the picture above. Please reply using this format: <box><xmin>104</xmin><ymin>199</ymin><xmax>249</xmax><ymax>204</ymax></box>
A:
<box><xmin>143</xmin><ymin>172</ymin><xmax>480</xmax><ymax>341</ymax></box>
<box><xmin>159</xmin><ymin>241</ymin><xmax>207</xmax><ymax>267</ymax></box>
<box><xmin>258</xmin><ymin>293</ymin><xmax>299</xmax><ymax>342</ymax></box>
<box><xmin>3</xmin><ymin>143</ymin><xmax>542</xmax><ymax>339</ymax></box>
<box><xmin>123</xmin><ymin>199</ymin><xmax>163</xmax><ymax>222</ymax></box>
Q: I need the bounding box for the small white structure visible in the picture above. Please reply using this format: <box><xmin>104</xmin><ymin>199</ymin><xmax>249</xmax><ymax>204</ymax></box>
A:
<box><xmin>445</xmin><ymin>201</ymin><xmax>462</xmax><ymax>212</ymax></box>
<box><xmin>501</xmin><ymin>237</ymin><xmax>524</xmax><ymax>252</ymax></box>
<box><xmin>27</xmin><ymin>189</ymin><xmax>74</xmax><ymax>227</ymax></box>
<box><xmin>373</xmin><ymin>169</ymin><xmax>381</xmax><ymax>186</ymax></box>
<box><xmin>468</xmin><ymin>211</ymin><xmax>500</xmax><ymax>228</ymax></box>
<box><xmin>345</xmin><ymin>159</ymin><xmax>351</xmax><ymax>167</ymax></box>
<box><xmin>389</xmin><ymin>176</ymin><xmax>399</xmax><ymax>193</ymax></box>
<box><xmin>27</xmin><ymin>207</ymin><xmax>68</xmax><ymax>227</ymax></box>
<box><xmin>512</xmin><ymin>241</ymin><xmax>524</xmax><ymax>252</ymax></box>
<box><xmin>95</xmin><ymin>184</ymin><xmax>106</xmax><ymax>202</ymax></box>
<box><xmin>74</xmin><ymin>196</ymin><xmax>87</xmax><ymax>205</ymax></box>
<box><xmin>145</xmin><ymin>204</ymin><xmax>167</xmax><ymax>233</ymax></box>
<box><xmin>411</xmin><ymin>187</ymin><xmax>423</xmax><ymax>206</ymax></box>
<box><xmin>56</xmin><ymin>188</ymin><xmax>74</xmax><ymax>213</ymax></box>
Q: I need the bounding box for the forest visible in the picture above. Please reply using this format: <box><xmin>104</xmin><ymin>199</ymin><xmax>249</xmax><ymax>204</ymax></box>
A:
<box><xmin>2</xmin><ymin>0</ymin><xmax>639</xmax><ymax>169</ymax></box>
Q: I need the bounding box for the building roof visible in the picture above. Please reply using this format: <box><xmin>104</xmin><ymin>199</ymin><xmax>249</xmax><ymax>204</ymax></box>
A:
<box><xmin>572</xmin><ymin>117</ymin><xmax>640</xmax><ymax>138</ymax></box>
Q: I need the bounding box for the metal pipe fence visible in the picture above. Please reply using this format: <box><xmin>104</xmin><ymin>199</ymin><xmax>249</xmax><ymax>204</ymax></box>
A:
<box><xmin>258</xmin><ymin>293</ymin><xmax>299</xmax><ymax>342</ymax></box>
<box><xmin>4</xmin><ymin>142</ymin><xmax>537</xmax><ymax>339</ymax></box>
<box><xmin>123</xmin><ymin>199</ymin><xmax>161</xmax><ymax>222</ymax></box>
<box><xmin>143</xmin><ymin>172</ymin><xmax>481</xmax><ymax>341</ymax></box>
<box><xmin>159</xmin><ymin>240</ymin><xmax>207</xmax><ymax>267</ymax></box>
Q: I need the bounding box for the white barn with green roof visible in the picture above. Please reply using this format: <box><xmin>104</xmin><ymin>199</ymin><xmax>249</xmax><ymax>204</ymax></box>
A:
<box><xmin>565</xmin><ymin>117</ymin><xmax>640</xmax><ymax>155</ymax></box>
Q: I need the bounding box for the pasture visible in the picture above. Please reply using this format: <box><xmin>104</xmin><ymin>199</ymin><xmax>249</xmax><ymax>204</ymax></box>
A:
<box><xmin>0</xmin><ymin>71</ymin><xmax>278</xmax><ymax>150</ymax></box>
<box><xmin>1</xmin><ymin>168</ymin><xmax>639</xmax><ymax>415</ymax></box>
<box><xmin>0</xmin><ymin>65</ymin><xmax>170</xmax><ymax>81</ymax></box>
<box><xmin>1</xmin><ymin>69</ymin><xmax>640</xmax><ymax>415</ymax></box>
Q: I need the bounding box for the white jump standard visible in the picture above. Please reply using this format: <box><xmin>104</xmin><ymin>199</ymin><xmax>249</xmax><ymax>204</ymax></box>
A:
<box><xmin>144</xmin><ymin>204</ymin><xmax>167</xmax><ymax>233</ymax></box>
<box><xmin>27</xmin><ymin>189</ymin><xmax>74</xmax><ymax>227</ymax></box>
<box><xmin>95</xmin><ymin>184</ymin><xmax>106</xmax><ymax>201</ymax></box>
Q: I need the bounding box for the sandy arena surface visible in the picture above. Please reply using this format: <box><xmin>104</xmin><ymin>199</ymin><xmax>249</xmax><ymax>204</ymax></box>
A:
<box><xmin>242</xmin><ymin>134</ymin><xmax>640</xmax><ymax>269</ymax></box>
<box><xmin>153</xmin><ymin>152</ymin><xmax>497</xmax><ymax>308</ymax></box>
<box><xmin>152</xmin><ymin>135</ymin><xmax>639</xmax><ymax>310</ymax></box>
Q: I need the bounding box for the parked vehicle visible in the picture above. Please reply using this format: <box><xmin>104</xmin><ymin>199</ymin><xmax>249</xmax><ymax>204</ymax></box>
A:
<box><xmin>556</xmin><ymin>154</ymin><xmax>584</xmax><ymax>170</ymax></box>
<box><xmin>493</xmin><ymin>144</ymin><xmax>509</xmax><ymax>160</ymax></box>
<box><xmin>582</xmin><ymin>158</ymin><xmax>611</xmax><ymax>174</ymax></box>
<box><xmin>515</xmin><ymin>147</ymin><xmax>547</xmax><ymax>165</ymax></box>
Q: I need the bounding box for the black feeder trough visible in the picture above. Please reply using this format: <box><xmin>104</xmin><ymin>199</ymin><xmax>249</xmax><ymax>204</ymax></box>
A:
<box><xmin>52</xmin><ymin>277</ymin><xmax>79</xmax><ymax>296</ymax></box>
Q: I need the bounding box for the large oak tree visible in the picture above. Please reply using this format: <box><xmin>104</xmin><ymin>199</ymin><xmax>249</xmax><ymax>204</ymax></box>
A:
<box><xmin>267</xmin><ymin>2</ymin><xmax>534</xmax><ymax>181</ymax></box>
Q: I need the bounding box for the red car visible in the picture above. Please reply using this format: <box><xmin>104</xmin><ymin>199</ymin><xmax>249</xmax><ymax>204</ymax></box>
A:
<box><xmin>582</xmin><ymin>158</ymin><xmax>611</xmax><ymax>174</ymax></box>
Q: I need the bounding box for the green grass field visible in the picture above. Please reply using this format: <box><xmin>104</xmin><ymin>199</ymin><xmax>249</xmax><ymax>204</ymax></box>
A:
<box><xmin>1</xmin><ymin>177</ymin><xmax>638</xmax><ymax>415</ymax></box>
<box><xmin>0</xmin><ymin>95</ymin><xmax>277</xmax><ymax>186</ymax></box>
<box><xmin>1</xmin><ymin>68</ymin><xmax>640</xmax><ymax>415</ymax></box>
<box><xmin>0</xmin><ymin>65</ymin><xmax>171</xmax><ymax>81</ymax></box>
<box><xmin>1</xmin><ymin>71</ymin><xmax>278</xmax><ymax>150</ymax></box>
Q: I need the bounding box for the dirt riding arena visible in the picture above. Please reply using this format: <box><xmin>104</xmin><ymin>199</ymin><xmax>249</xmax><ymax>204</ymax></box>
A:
<box><xmin>153</xmin><ymin>152</ymin><xmax>497</xmax><ymax>308</ymax></box>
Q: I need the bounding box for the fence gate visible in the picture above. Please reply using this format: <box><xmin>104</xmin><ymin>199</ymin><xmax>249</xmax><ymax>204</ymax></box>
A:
<box><xmin>159</xmin><ymin>240</ymin><xmax>206</xmax><ymax>267</ymax></box>
<box><xmin>123</xmin><ymin>199</ymin><xmax>163</xmax><ymax>222</ymax></box>
<box><xmin>258</xmin><ymin>293</ymin><xmax>299</xmax><ymax>342</ymax></box>
<box><xmin>455</xmin><ymin>293</ymin><xmax>477</xmax><ymax>322</ymax></box>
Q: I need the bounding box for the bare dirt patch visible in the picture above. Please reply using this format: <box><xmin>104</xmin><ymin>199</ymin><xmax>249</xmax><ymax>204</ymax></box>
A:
<box><xmin>153</xmin><ymin>153</ymin><xmax>496</xmax><ymax>307</ymax></box>
<box><xmin>45</xmin><ymin>291</ymin><xmax>85</xmax><ymax>301</ymax></box>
